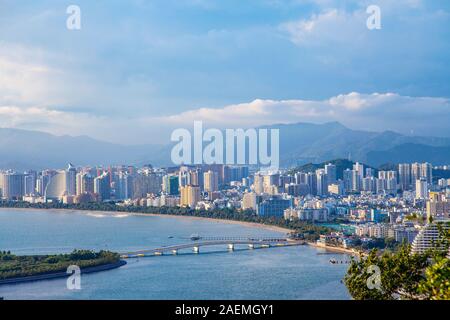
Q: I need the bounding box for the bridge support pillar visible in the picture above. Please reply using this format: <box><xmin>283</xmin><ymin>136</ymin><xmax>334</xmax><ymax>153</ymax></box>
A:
<box><xmin>193</xmin><ymin>246</ymin><xmax>199</xmax><ymax>254</ymax></box>
<box><xmin>227</xmin><ymin>244</ymin><xmax>234</xmax><ymax>251</ymax></box>
<box><xmin>171</xmin><ymin>249</ymin><xmax>178</xmax><ymax>255</ymax></box>
<box><xmin>248</xmin><ymin>244</ymin><xmax>254</xmax><ymax>249</ymax></box>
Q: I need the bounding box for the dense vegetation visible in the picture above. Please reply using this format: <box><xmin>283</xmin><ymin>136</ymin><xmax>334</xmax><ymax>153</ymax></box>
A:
<box><xmin>0</xmin><ymin>201</ymin><xmax>333</xmax><ymax>241</ymax></box>
<box><xmin>344</xmin><ymin>224</ymin><xmax>450</xmax><ymax>300</ymax></box>
<box><xmin>0</xmin><ymin>250</ymin><xmax>120</xmax><ymax>281</ymax></box>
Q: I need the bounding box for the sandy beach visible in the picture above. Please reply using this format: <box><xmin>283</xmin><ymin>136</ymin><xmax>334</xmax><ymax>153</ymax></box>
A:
<box><xmin>307</xmin><ymin>242</ymin><xmax>360</xmax><ymax>256</ymax></box>
<box><xmin>0</xmin><ymin>207</ymin><xmax>292</xmax><ymax>234</ymax></box>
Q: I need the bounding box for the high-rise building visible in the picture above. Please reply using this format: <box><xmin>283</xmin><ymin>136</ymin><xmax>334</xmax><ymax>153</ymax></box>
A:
<box><xmin>421</xmin><ymin>163</ymin><xmax>433</xmax><ymax>184</ymax></box>
<box><xmin>253</xmin><ymin>173</ymin><xmax>264</xmax><ymax>195</ymax></box>
<box><xmin>351</xmin><ymin>170</ymin><xmax>361</xmax><ymax>192</ymax></box>
<box><xmin>94</xmin><ymin>172</ymin><xmax>111</xmax><ymax>201</ymax></box>
<box><xmin>0</xmin><ymin>172</ymin><xmax>24</xmax><ymax>200</ymax></box>
<box><xmin>362</xmin><ymin>176</ymin><xmax>376</xmax><ymax>193</ymax></box>
<box><xmin>204</xmin><ymin>170</ymin><xmax>219</xmax><ymax>192</ymax></box>
<box><xmin>394</xmin><ymin>226</ymin><xmax>418</xmax><ymax>244</ymax></box>
<box><xmin>398</xmin><ymin>163</ymin><xmax>411</xmax><ymax>190</ymax></box>
<box><xmin>343</xmin><ymin>169</ymin><xmax>352</xmax><ymax>193</ymax></box>
<box><xmin>132</xmin><ymin>171</ymin><xmax>162</xmax><ymax>198</ymax></box>
<box><xmin>295</xmin><ymin>172</ymin><xmax>308</xmax><ymax>185</ymax></box>
<box><xmin>36</xmin><ymin>170</ymin><xmax>56</xmax><ymax>196</ymax></box>
<box><xmin>411</xmin><ymin>221</ymin><xmax>450</xmax><ymax>254</ymax></box>
<box><xmin>180</xmin><ymin>185</ymin><xmax>201</xmax><ymax>207</ymax></box>
<box><xmin>257</xmin><ymin>196</ymin><xmax>293</xmax><ymax>217</ymax></box>
<box><xmin>328</xmin><ymin>181</ymin><xmax>344</xmax><ymax>196</ymax></box>
<box><xmin>411</xmin><ymin>162</ymin><xmax>433</xmax><ymax>188</ymax></box>
<box><xmin>427</xmin><ymin>192</ymin><xmax>450</xmax><ymax>219</ymax></box>
<box><xmin>324</xmin><ymin>163</ymin><xmax>337</xmax><ymax>184</ymax></box>
<box><xmin>353</xmin><ymin>162</ymin><xmax>364</xmax><ymax>178</ymax></box>
<box><xmin>242</xmin><ymin>192</ymin><xmax>258</xmax><ymax>210</ymax></box>
<box><xmin>365</xmin><ymin>168</ymin><xmax>375</xmax><ymax>178</ymax></box>
<box><xmin>315</xmin><ymin>169</ymin><xmax>328</xmax><ymax>196</ymax></box>
<box><xmin>66</xmin><ymin>163</ymin><xmax>77</xmax><ymax>196</ymax></box>
<box><xmin>162</xmin><ymin>174</ymin><xmax>179</xmax><ymax>195</ymax></box>
<box><xmin>24</xmin><ymin>172</ymin><xmax>36</xmax><ymax>195</ymax></box>
<box><xmin>376</xmin><ymin>178</ymin><xmax>386</xmax><ymax>194</ymax></box>
<box><xmin>411</xmin><ymin>163</ymin><xmax>421</xmax><ymax>186</ymax></box>
<box><xmin>415</xmin><ymin>178</ymin><xmax>428</xmax><ymax>199</ymax></box>
<box><xmin>116</xmin><ymin>172</ymin><xmax>133</xmax><ymax>199</ymax></box>
<box><xmin>306</xmin><ymin>172</ymin><xmax>317</xmax><ymax>195</ymax></box>
<box><xmin>263</xmin><ymin>173</ymin><xmax>280</xmax><ymax>192</ymax></box>
<box><xmin>44</xmin><ymin>171</ymin><xmax>67</xmax><ymax>201</ymax></box>
<box><xmin>76</xmin><ymin>172</ymin><xmax>95</xmax><ymax>196</ymax></box>
<box><xmin>187</xmin><ymin>169</ymin><xmax>200</xmax><ymax>187</ymax></box>
<box><xmin>223</xmin><ymin>166</ymin><xmax>249</xmax><ymax>184</ymax></box>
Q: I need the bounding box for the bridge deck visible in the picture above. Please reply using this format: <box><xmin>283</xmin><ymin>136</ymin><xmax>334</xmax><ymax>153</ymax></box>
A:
<box><xmin>120</xmin><ymin>238</ymin><xmax>304</xmax><ymax>258</ymax></box>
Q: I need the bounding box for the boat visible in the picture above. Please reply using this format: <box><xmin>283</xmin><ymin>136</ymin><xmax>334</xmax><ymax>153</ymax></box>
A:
<box><xmin>190</xmin><ymin>234</ymin><xmax>201</xmax><ymax>241</ymax></box>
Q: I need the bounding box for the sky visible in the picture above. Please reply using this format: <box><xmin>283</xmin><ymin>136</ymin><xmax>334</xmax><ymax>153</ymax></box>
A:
<box><xmin>0</xmin><ymin>0</ymin><xmax>449</xmax><ymax>144</ymax></box>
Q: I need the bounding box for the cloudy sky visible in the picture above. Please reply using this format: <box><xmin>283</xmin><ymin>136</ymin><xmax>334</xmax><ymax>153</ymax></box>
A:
<box><xmin>0</xmin><ymin>0</ymin><xmax>449</xmax><ymax>144</ymax></box>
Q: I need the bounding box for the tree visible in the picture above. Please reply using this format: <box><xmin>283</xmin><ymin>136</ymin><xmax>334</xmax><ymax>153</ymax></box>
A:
<box><xmin>344</xmin><ymin>244</ymin><xmax>429</xmax><ymax>300</ymax></box>
<box><xmin>345</xmin><ymin>222</ymin><xmax>450</xmax><ymax>300</ymax></box>
<box><xmin>418</xmin><ymin>256</ymin><xmax>450</xmax><ymax>300</ymax></box>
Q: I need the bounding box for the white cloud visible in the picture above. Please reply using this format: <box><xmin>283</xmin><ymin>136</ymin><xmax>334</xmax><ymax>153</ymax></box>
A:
<box><xmin>148</xmin><ymin>92</ymin><xmax>450</xmax><ymax>138</ymax></box>
<box><xmin>0</xmin><ymin>49</ymin><xmax>62</xmax><ymax>107</ymax></box>
<box><xmin>279</xmin><ymin>9</ymin><xmax>366</xmax><ymax>46</ymax></box>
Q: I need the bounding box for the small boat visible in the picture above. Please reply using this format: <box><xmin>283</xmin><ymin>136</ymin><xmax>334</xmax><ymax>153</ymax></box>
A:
<box><xmin>168</xmin><ymin>236</ymin><xmax>174</xmax><ymax>239</ymax></box>
<box><xmin>190</xmin><ymin>234</ymin><xmax>201</xmax><ymax>241</ymax></box>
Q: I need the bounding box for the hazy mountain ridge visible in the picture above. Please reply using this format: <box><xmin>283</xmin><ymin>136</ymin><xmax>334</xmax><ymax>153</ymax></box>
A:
<box><xmin>1</xmin><ymin>122</ymin><xmax>449</xmax><ymax>170</ymax></box>
<box><xmin>270</xmin><ymin>122</ymin><xmax>450</xmax><ymax>167</ymax></box>
<box><xmin>0</xmin><ymin>128</ymin><xmax>169</xmax><ymax>170</ymax></box>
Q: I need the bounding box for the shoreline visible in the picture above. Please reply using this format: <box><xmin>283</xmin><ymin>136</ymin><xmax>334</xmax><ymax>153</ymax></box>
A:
<box><xmin>307</xmin><ymin>242</ymin><xmax>360</xmax><ymax>256</ymax></box>
<box><xmin>0</xmin><ymin>207</ymin><xmax>292</xmax><ymax>234</ymax></box>
<box><xmin>0</xmin><ymin>260</ymin><xmax>127</xmax><ymax>286</ymax></box>
<box><xmin>0</xmin><ymin>207</ymin><xmax>356</xmax><ymax>256</ymax></box>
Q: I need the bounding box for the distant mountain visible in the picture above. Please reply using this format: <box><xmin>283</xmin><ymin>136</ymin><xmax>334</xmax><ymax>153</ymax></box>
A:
<box><xmin>1</xmin><ymin>122</ymin><xmax>450</xmax><ymax>171</ymax></box>
<box><xmin>366</xmin><ymin>143</ymin><xmax>450</xmax><ymax>167</ymax></box>
<box><xmin>261</xmin><ymin>122</ymin><xmax>450</xmax><ymax>167</ymax></box>
<box><xmin>0</xmin><ymin>128</ymin><xmax>171</xmax><ymax>170</ymax></box>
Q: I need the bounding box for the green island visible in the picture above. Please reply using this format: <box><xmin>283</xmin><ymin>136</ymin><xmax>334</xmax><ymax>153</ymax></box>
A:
<box><xmin>0</xmin><ymin>249</ymin><xmax>122</xmax><ymax>283</ymax></box>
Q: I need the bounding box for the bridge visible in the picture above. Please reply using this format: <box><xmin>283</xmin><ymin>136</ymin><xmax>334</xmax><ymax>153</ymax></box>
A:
<box><xmin>120</xmin><ymin>237</ymin><xmax>304</xmax><ymax>258</ymax></box>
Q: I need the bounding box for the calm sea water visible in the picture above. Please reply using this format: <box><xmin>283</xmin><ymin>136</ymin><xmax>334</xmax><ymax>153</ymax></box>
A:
<box><xmin>0</xmin><ymin>209</ymin><xmax>350</xmax><ymax>300</ymax></box>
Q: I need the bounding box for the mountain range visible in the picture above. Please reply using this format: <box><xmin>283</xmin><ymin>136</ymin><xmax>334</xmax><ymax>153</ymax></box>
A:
<box><xmin>1</xmin><ymin>122</ymin><xmax>449</xmax><ymax>170</ymax></box>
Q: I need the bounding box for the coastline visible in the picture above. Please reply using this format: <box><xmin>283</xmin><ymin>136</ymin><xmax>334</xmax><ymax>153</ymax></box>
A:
<box><xmin>307</xmin><ymin>242</ymin><xmax>360</xmax><ymax>256</ymax></box>
<box><xmin>0</xmin><ymin>207</ymin><xmax>292</xmax><ymax>234</ymax></box>
<box><xmin>0</xmin><ymin>260</ymin><xmax>127</xmax><ymax>286</ymax></box>
<box><xmin>0</xmin><ymin>207</ymin><xmax>356</xmax><ymax>256</ymax></box>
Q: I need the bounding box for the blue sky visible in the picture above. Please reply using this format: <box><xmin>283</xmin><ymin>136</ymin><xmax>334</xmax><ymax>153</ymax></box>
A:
<box><xmin>0</xmin><ymin>0</ymin><xmax>449</xmax><ymax>143</ymax></box>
